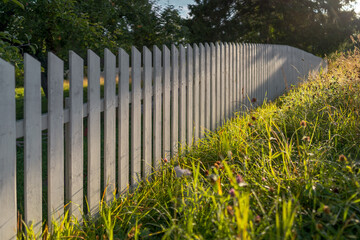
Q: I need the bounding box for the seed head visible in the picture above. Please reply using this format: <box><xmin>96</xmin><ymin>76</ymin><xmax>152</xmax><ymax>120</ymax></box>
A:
<box><xmin>300</xmin><ymin>120</ymin><xmax>307</xmax><ymax>127</ymax></box>
<box><xmin>248</xmin><ymin>123</ymin><xmax>253</xmax><ymax>127</ymax></box>
<box><xmin>316</xmin><ymin>223</ymin><xmax>323</xmax><ymax>230</ymax></box>
<box><xmin>204</xmin><ymin>170</ymin><xmax>209</xmax><ymax>176</ymax></box>
<box><xmin>251</xmin><ymin>98</ymin><xmax>257</xmax><ymax>103</ymax></box>
<box><xmin>338</xmin><ymin>154</ymin><xmax>346</xmax><ymax>163</ymax></box>
<box><xmin>323</xmin><ymin>205</ymin><xmax>331</xmax><ymax>214</ymax></box>
<box><xmin>214</xmin><ymin>163</ymin><xmax>220</xmax><ymax>169</ymax></box>
<box><xmin>251</xmin><ymin>116</ymin><xmax>257</xmax><ymax>121</ymax></box>
<box><xmin>163</xmin><ymin>158</ymin><xmax>168</xmax><ymax>163</ymax></box>
<box><xmin>227</xmin><ymin>206</ymin><xmax>234</xmax><ymax>216</ymax></box>
<box><xmin>302</xmin><ymin>136</ymin><xmax>311</xmax><ymax>142</ymax></box>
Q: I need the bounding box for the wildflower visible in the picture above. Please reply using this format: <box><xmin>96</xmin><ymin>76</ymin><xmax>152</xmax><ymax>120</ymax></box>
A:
<box><xmin>262</xmin><ymin>177</ymin><xmax>266</xmax><ymax>182</ymax></box>
<box><xmin>229</xmin><ymin>188</ymin><xmax>235</xmax><ymax>197</ymax></box>
<box><xmin>236</xmin><ymin>174</ymin><xmax>244</xmax><ymax>184</ymax></box>
<box><xmin>255</xmin><ymin>215</ymin><xmax>261</xmax><ymax>223</ymax></box>
<box><xmin>227</xmin><ymin>206</ymin><xmax>234</xmax><ymax>216</ymax></box>
<box><xmin>216</xmin><ymin>161</ymin><xmax>221</xmax><ymax>165</ymax></box>
<box><xmin>251</xmin><ymin>98</ymin><xmax>257</xmax><ymax>103</ymax></box>
<box><xmin>214</xmin><ymin>163</ymin><xmax>220</xmax><ymax>169</ymax></box>
<box><xmin>174</xmin><ymin>166</ymin><xmax>192</xmax><ymax>178</ymax></box>
<box><xmin>163</xmin><ymin>158</ymin><xmax>168</xmax><ymax>163</ymax></box>
<box><xmin>323</xmin><ymin>205</ymin><xmax>331</xmax><ymax>214</ymax></box>
<box><xmin>338</xmin><ymin>154</ymin><xmax>346</xmax><ymax>163</ymax></box>
<box><xmin>251</xmin><ymin>116</ymin><xmax>256</xmax><ymax>121</ymax></box>
<box><xmin>300</xmin><ymin>120</ymin><xmax>307</xmax><ymax>127</ymax></box>
<box><xmin>248</xmin><ymin>122</ymin><xmax>253</xmax><ymax>127</ymax></box>
<box><xmin>204</xmin><ymin>170</ymin><xmax>209</xmax><ymax>176</ymax></box>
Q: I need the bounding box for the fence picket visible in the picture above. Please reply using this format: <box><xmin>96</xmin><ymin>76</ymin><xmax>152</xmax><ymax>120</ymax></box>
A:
<box><xmin>0</xmin><ymin>58</ymin><xmax>16</xmax><ymax>240</ymax></box>
<box><xmin>47</xmin><ymin>52</ymin><xmax>64</xmax><ymax>222</ymax></box>
<box><xmin>205</xmin><ymin>43</ymin><xmax>212</xmax><ymax>130</ymax></box>
<box><xmin>199</xmin><ymin>43</ymin><xmax>206</xmax><ymax>137</ymax></box>
<box><xmin>104</xmin><ymin>49</ymin><xmax>116</xmax><ymax>201</ymax></box>
<box><xmin>143</xmin><ymin>47</ymin><xmax>152</xmax><ymax>176</ymax></box>
<box><xmin>67</xmin><ymin>51</ymin><xmax>84</xmax><ymax>219</ymax></box>
<box><xmin>131</xmin><ymin>47</ymin><xmax>142</xmax><ymax>184</ymax></box>
<box><xmin>170</xmin><ymin>45</ymin><xmax>179</xmax><ymax>157</ymax></box>
<box><xmin>153</xmin><ymin>46</ymin><xmax>162</xmax><ymax>169</ymax></box>
<box><xmin>118</xmin><ymin>48</ymin><xmax>130</xmax><ymax>192</ymax></box>
<box><xmin>162</xmin><ymin>45</ymin><xmax>171</xmax><ymax>159</ymax></box>
<box><xmin>87</xmin><ymin>50</ymin><xmax>101</xmax><ymax>215</ymax></box>
<box><xmin>186</xmin><ymin>44</ymin><xmax>193</xmax><ymax>146</ymax></box>
<box><xmin>179</xmin><ymin>45</ymin><xmax>186</xmax><ymax>149</ymax></box>
<box><xmin>193</xmin><ymin>44</ymin><xmax>200</xmax><ymax>142</ymax></box>
<box><xmin>216</xmin><ymin>43</ymin><xmax>221</xmax><ymax>127</ymax></box>
<box><xmin>23</xmin><ymin>54</ymin><xmax>42</xmax><ymax>232</ymax></box>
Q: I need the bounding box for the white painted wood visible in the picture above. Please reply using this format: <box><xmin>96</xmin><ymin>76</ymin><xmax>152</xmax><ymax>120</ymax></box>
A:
<box><xmin>104</xmin><ymin>49</ymin><xmax>116</xmax><ymax>202</ymax></box>
<box><xmin>220</xmin><ymin>43</ymin><xmax>225</xmax><ymax>124</ymax></box>
<box><xmin>234</xmin><ymin>43</ymin><xmax>238</xmax><ymax>112</ymax></box>
<box><xmin>131</xmin><ymin>46</ymin><xmax>142</xmax><ymax>184</ymax></box>
<box><xmin>142</xmin><ymin>47</ymin><xmax>152</xmax><ymax>176</ymax></box>
<box><xmin>153</xmin><ymin>46</ymin><xmax>162</xmax><ymax>169</ymax></box>
<box><xmin>216</xmin><ymin>43</ymin><xmax>221</xmax><ymax>127</ymax></box>
<box><xmin>162</xmin><ymin>45</ymin><xmax>171</xmax><ymax>158</ymax></box>
<box><xmin>205</xmin><ymin>43</ymin><xmax>212</xmax><ymax>130</ymax></box>
<box><xmin>199</xmin><ymin>43</ymin><xmax>206</xmax><ymax>137</ymax></box>
<box><xmin>242</xmin><ymin>43</ymin><xmax>246</xmax><ymax>108</ymax></box>
<box><xmin>118</xmin><ymin>48</ymin><xmax>130</xmax><ymax>193</ymax></box>
<box><xmin>186</xmin><ymin>44</ymin><xmax>193</xmax><ymax>146</ymax></box>
<box><xmin>178</xmin><ymin>45</ymin><xmax>186</xmax><ymax>148</ymax></box>
<box><xmin>170</xmin><ymin>44</ymin><xmax>179</xmax><ymax>157</ymax></box>
<box><xmin>228</xmin><ymin>43</ymin><xmax>232</xmax><ymax>118</ymax></box>
<box><xmin>224</xmin><ymin>43</ymin><xmax>229</xmax><ymax>120</ymax></box>
<box><xmin>193</xmin><ymin>44</ymin><xmax>200</xmax><ymax>142</ymax></box>
<box><xmin>23</xmin><ymin>54</ymin><xmax>42</xmax><ymax>232</ymax></box>
<box><xmin>209</xmin><ymin>43</ymin><xmax>216</xmax><ymax>131</ymax></box>
<box><xmin>67</xmin><ymin>51</ymin><xmax>84</xmax><ymax>220</ymax></box>
<box><xmin>0</xmin><ymin>58</ymin><xmax>17</xmax><ymax>240</ymax></box>
<box><xmin>47</xmin><ymin>52</ymin><xmax>64</xmax><ymax>223</ymax></box>
<box><xmin>87</xmin><ymin>49</ymin><xmax>101</xmax><ymax>215</ymax></box>
<box><xmin>231</xmin><ymin>43</ymin><xmax>235</xmax><ymax>116</ymax></box>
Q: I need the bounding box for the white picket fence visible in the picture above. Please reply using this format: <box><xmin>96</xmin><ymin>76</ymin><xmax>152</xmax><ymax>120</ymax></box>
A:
<box><xmin>0</xmin><ymin>42</ymin><xmax>326</xmax><ymax>239</ymax></box>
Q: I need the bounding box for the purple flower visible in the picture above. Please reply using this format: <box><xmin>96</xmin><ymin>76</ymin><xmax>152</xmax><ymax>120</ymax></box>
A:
<box><xmin>236</xmin><ymin>175</ymin><xmax>244</xmax><ymax>184</ymax></box>
<box><xmin>229</xmin><ymin>188</ymin><xmax>235</xmax><ymax>197</ymax></box>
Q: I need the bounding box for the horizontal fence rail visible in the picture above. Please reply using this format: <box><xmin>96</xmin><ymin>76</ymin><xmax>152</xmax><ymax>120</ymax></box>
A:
<box><xmin>0</xmin><ymin>42</ymin><xmax>326</xmax><ymax>239</ymax></box>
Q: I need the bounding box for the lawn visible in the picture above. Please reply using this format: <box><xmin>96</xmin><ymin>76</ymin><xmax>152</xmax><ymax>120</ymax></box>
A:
<box><xmin>19</xmin><ymin>49</ymin><xmax>360</xmax><ymax>239</ymax></box>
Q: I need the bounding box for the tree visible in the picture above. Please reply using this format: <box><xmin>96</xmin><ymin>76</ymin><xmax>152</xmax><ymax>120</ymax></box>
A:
<box><xmin>186</xmin><ymin>0</ymin><xmax>360</xmax><ymax>55</ymax></box>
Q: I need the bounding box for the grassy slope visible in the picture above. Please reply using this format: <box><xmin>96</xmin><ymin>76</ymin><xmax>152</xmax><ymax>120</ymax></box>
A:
<box><xmin>21</xmin><ymin>50</ymin><xmax>360</xmax><ymax>239</ymax></box>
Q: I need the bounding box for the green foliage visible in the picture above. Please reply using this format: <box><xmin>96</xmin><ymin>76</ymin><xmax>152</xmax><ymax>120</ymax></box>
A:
<box><xmin>187</xmin><ymin>0</ymin><xmax>360</xmax><ymax>56</ymax></box>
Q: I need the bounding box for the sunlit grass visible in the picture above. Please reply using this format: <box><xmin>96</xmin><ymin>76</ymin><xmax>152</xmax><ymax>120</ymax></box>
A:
<box><xmin>18</xmin><ymin>49</ymin><xmax>360</xmax><ymax>239</ymax></box>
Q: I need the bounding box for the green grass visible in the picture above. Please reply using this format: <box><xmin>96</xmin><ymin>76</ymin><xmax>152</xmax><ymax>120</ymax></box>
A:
<box><xmin>18</xmin><ymin>50</ymin><xmax>360</xmax><ymax>239</ymax></box>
